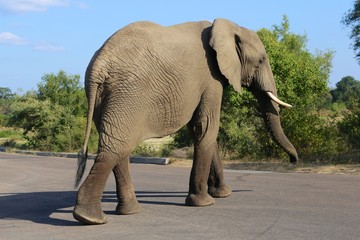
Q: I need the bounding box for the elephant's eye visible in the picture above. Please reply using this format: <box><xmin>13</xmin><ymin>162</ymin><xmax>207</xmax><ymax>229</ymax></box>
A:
<box><xmin>258</xmin><ymin>57</ymin><xmax>265</xmax><ymax>65</ymax></box>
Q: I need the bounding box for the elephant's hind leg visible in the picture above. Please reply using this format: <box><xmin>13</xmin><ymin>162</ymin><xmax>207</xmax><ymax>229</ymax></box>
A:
<box><xmin>113</xmin><ymin>159</ymin><xmax>141</xmax><ymax>215</ymax></box>
<box><xmin>73</xmin><ymin>152</ymin><xmax>115</xmax><ymax>225</ymax></box>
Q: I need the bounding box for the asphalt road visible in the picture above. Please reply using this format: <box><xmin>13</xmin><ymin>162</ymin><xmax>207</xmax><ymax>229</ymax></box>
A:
<box><xmin>0</xmin><ymin>152</ymin><xmax>359</xmax><ymax>240</ymax></box>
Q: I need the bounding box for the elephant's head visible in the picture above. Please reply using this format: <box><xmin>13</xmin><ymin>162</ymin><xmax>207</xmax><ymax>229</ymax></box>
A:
<box><xmin>210</xmin><ymin>18</ymin><xmax>298</xmax><ymax>163</ymax></box>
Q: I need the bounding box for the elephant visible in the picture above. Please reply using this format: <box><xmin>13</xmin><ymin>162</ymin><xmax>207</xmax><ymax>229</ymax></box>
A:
<box><xmin>73</xmin><ymin>18</ymin><xmax>298</xmax><ymax>225</ymax></box>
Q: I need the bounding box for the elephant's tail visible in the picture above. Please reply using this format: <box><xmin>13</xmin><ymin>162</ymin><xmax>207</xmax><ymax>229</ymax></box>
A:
<box><xmin>75</xmin><ymin>82</ymin><xmax>98</xmax><ymax>188</ymax></box>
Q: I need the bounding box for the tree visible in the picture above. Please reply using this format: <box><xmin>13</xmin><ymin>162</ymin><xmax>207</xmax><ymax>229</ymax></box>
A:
<box><xmin>7</xmin><ymin>95</ymin><xmax>89</xmax><ymax>151</ymax></box>
<box><xmin>338</xmin><ymin>99</ymin><xmax>360</xmax><ymax>150</ymax></box>
<box><xmin>257</xmin><ymin>16</ymin><xmax>333</xmax><ymax>107</ymax></box>
<box><xmin>5</xmin><ymin>71</ymin><xmax>98</xmax><ymax>152</ymax></box>
<box><xmin>37</xmin><ymin>70</ymin><xmax>86</xmax><ymax>116</ymax></box>
<box><xmin>0</xmin><ymin>87</ymin><xmax>13</xmax><ymax>99</ymax></box>
<box><xmin>343</xmin><ymin>0</ymin><xmax>360</xmax><ymax>64</ymax></box>
<box><xmin>258</xmin><ymin>17</ymin><xmax>341</xmax><ymax>161</ymax></box>
<box><xmin>330</xmin><ymin>76</ymin><xmax>360</xmax><ymax>105</ymax></box>
<box><xmin>335</xmin><ymin>76</ymin><xmax>360</xmax><ymax>150</ymax></box>
<box><xmin>0</xmin><ymin>87</ymin><xmax>15</xmax><ymax>125</ymax></box>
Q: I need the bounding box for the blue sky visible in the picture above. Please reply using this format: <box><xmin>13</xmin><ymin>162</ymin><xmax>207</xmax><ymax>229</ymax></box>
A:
<box><xmin>0</xmin><ymin>0</ymin><xmax>358</xmax><ymax>92</ymax></box>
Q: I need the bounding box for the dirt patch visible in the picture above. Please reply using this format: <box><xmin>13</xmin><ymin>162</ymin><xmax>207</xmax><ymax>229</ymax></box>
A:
<box><xmin>169</xmin><ymin>159</ymin><xmax>360</xmax><ymax>175</ymax></box>
<box><xmin>169</xmin><ymin>158</ymin><xmax>193</xmax><ymax>167</ymax></box>
<box><xmin>295</xmin><ymin>165</ymin><xmax>360</xmax><ymax>174</ymax></box>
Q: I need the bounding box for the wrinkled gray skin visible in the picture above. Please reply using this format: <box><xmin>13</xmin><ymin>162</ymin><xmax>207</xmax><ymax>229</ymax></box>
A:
<box><xmin>73</xmin><ymin>19</ymin><xmax>298</xmax><ymax>225</ymax></box>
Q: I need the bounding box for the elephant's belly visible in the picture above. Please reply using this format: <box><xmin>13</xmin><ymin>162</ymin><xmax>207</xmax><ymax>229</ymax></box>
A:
<box><xmin>100</xmin><ymin>73</ymin><xmax>204</xmax><ymax>146</ymax></box>
<box><xmin>147</xmin><ymin>98</ymin><xmax>197</xmax><ymax>138</ymax></box>
<box><xmin>140</xmin><ymin>77</ymin><xmax>202</xmax><ymax>139</ymax></box>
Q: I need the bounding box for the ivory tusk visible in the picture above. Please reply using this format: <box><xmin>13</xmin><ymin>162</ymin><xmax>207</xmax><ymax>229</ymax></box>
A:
<box><xmin>266</xmin><ymin>92</ymin><xmax>293</xmax><ymax>108</ymax></box>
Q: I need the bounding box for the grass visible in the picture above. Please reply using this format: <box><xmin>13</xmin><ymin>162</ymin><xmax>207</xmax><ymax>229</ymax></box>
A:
<box><xmin>0</xmin><ymin>128</ymin><xmax>22</xmax><ymax>138</ymax></box>
<box><xmin>0</xmin><ymin>127</ymin><xmax>27</xmax><ymax>149</ymax></box>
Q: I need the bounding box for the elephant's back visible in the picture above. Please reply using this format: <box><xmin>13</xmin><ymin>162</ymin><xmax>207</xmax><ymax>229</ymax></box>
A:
<box><xmin>99</xmin><ymin>20</ymin><xmax>211</xmax><ymax>55</ymax></box>
<box><xmin>89</xmin><ymin>20</ymin><xmax>212</xmax><ymax>87</ymax></box>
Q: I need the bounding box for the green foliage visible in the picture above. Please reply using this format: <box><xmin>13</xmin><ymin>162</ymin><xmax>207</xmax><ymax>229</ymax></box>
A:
<box><xmin>342</xmin><ymin>0</ymin><xmax>360</xmax><ymax>64</ymax></box>
<box><xmin>330</xmin><ymin>76</ymin><xmax>360</xmax><ymax>152</ymax></box>
<box><xmin>0</xmin><ymin>87</ymin><xmax>14</xmax><ymax>99</ymax></box>
<box><xmin>172</xmin><ymin>126</ymin><xmax>192</xmax><ymax>148</ymax></box>
<box><xmin>0</xmin><ymin>128</ymin><xmax>22</xmax><ymax>139</ymax></box>
<box><xmin>218</xmin><ymin>88</ymin><xmax>262</xmax><ymax>159</ymax></box>
<box><xmin>7</xmin><ymin>96</ymin><xmax>82</xmax><ymax>151</ymax></box>
<box><xmin>330</xmin><ymin>76</ymin><xmax>360</xmax><ymax>106</ymax></box>
<box><xmin>0</xmin><ymin>130</ymin><xmax>14</xmax><ymax>138</ymax></box>
<box><xmin>4</xmin><ymin>70</ymin><xmax>98</xmax><ymax>153</ymax></box>
<box><xmin>132</xmin><ymin>142</ymin><xmax>175</xmax><ymax>158</ymax></box>
<box><xmin>37</xmin><ymin>70</ymin><xmax>87</xmax><ymax>116</ymax></box>
<box><xmin>132</xmin><ymin>145</ymin><xmax>159</xmax><ymax>157</ymax></box>
<box><xmin>0</xmin><ymin>87</ymin><xmax>15</xmax><ymax>125</ymax></box>
<box><xmin>281</xmin><ymin>107</ymin><xmax>346</xmax><ymax>161</ymax></box>
<box><xmin>255</xmin><ymin>16</ymin><xmax>342</xmax><ymax>162</ymax></box>
<box><xmin>257</xmin><ymin>16</ymin><xmax>332</xmax><ymax>107</ymax></box>
<box><xmin>338</xmin><ymin>98</ymin><xmax>360</xmax><ymax>149</ymax></box>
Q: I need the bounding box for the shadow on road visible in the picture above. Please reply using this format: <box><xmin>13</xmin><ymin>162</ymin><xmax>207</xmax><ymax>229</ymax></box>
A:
<box><xmin>0</xmin><ymin>191</ymin><xmax>79</xmax><ymax>226</ymax></box>
<box><xmin>0</xmin><ymin>190</ymin><xmax>191</xmax><ymax>226</ymax></box>
<box><xmin>103</xmin><ymin>190</ymin><xmax>251</xmax><ymax>206</ymax></box>
<box><xmin>0</xmin><ymin>189</ymin><xmax>251</xmax><ymax>226</ymax></box>
<box><xmin>103</xmin><ymin>191</ymin><xmax>188</xmax><ymax>206</ymax></box>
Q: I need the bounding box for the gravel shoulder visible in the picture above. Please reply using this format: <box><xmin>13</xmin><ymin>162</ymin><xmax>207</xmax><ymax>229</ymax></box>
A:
<box><xmin>169</xmin><ymin>158</ymin><xmax>360</xmax><ymax>175</ymax></box>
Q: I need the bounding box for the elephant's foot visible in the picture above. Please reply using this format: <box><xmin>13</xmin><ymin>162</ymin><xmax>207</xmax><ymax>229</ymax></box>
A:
<box><xmin>115</xmin><ymin>198</ymin><xmax>141</xmax><ymax>215</ymax></box>
<box><xmin>208</xmin><ymin>184</ymin><xmax>232</xmax><ymax>198</ymax></box>
<box><xmin>185</xmin><ymin>193</ymin><xmax>215</xmax><ymax>206</ymax></box>
<box><xmin>73</xmin><ymin>203</ymin><xmax>108</xmax><ymax>225</ymax></box>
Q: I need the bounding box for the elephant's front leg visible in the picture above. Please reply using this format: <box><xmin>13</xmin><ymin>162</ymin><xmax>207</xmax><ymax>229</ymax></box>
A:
<box><xmin>185</xmin><ymin>104</ymin><xmax>225</xmax><ymax>207</ymax></box>
<box><xmin>207</xmin><ymin>143</ymin><xmax>232</xmax><ymax>198</ymax></box>
<box><xmin>185</xmin><ymin>139</ymin><xmax>216</xmax><ymax>206</ymax></box>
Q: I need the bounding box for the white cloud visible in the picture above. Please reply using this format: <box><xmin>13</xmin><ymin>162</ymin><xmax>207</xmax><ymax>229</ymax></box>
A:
<box><xmin>0</xmin><ymin>32</ymin><xmax>65</xmax><ymax>51</ymax></box>
<box><xmin>0</xmin><ymin>0</ymin><xmax>70</xmax><ymax>13</ymax></box>
<box><xmin>34</xmin><ymin>43</ymin><xmax>65</xmax><ymax>51</ymax></box>
<box><xmin>0</xmin><ymin>32</ymin><xmax>27</xmax><ymax>45</ymax></box>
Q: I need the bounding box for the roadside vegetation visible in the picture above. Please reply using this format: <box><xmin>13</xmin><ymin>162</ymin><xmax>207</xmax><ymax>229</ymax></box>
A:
<box><xmin>1</xmin><ymin>16</ymin><xmax>359</xmax><ymax>166</ymax></box>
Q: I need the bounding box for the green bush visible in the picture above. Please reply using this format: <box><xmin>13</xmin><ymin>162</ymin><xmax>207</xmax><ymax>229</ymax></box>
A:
<box><xmin>172</xmin><ymin>126</ymin><xmax>192</xmax><ymax>148</ymax></box>
<box><xmin>338</xmin><ymin>99</ymin><xmax>360</xmax><ymax>150</ymax></box>
<box><xmin>281</xmin><ymin>107</ymin><xmax>346</xmax><ymax>162</ymax></box>
<box><xmin>132</xmin><ymin>145</ymin><xmax>159</xmax><ymax>157</ymax></box>
<box><xmin>4</xmin><ymin>71</ymin><xmax>94</xmax><ymax>153</ymax></box>
<box><xmin>6</xmin><ymin>96</ymin><xmax>100</xmax><ymax>153</ymax></box>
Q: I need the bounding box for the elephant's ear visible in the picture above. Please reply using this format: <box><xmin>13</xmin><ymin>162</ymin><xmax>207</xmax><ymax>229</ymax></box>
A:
<box><xmin>210</xmin><ymin>18</ymin><xmax>242</xmax><ymax>93</ymax></box>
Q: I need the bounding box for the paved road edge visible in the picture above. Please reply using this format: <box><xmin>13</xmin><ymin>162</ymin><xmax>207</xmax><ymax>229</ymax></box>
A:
<box><xmin>0</xmin><ymin>147</ymin><xmax>169</xmax><ymax>165</ymax></box>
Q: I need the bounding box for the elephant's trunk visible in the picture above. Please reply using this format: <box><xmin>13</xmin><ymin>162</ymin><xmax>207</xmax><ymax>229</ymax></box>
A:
<box><xmin>256</xmin><ymin>91</ymin><xmax>298</xmax><ymax>164</ymax></box>
<box><xmin>264</xmin><ymin>109</ymin><xmax>298</xmax><ymax>163</ymax></box>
